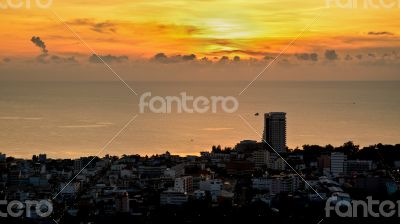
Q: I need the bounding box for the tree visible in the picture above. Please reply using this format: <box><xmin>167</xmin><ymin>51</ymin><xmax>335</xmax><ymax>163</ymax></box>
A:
<box><xmin>336</xmin><ymin>141</ymin><xmax>359</xmax><ymax>156</ymax></box>
<box><xmin>32</xmin><ymin>155</ymin><xmax>38</xmax><ymax>162</ymax></box>
<box><xmin>211</xmin><ymin>145</ymin><xmax>222</xmax><ymax>153</ymax></box>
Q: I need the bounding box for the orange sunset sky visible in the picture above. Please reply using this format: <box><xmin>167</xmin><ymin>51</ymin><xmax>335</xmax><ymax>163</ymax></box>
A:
<box><xmin>1</xmin><ymin>0</ymin><xmax>400</xmax><ymax>81</ymax></box>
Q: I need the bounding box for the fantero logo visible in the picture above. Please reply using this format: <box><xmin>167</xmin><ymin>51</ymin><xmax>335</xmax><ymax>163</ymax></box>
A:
<box><xmin>326</xmin><ymin>0</ymin><xmax>400</xmax><ymax>8</ymax></box>
<box><xmin>139</xmin><ymin>92</ymin><xmax>239</xmax><ymax>114</ymax></box>
<box><xmin>0</xmin><ymin>0</ymin><xmax>53</xmax><ymax>9</ymax></box>
<box><xmin>325</xmin><ymin>196</ymin><xmax>400</xmax><ymax>218</ymax></box>
<box><xmin>0</xmin><ymin>200</ymin><xmax>53</xmax><ymax>218</ymax></box>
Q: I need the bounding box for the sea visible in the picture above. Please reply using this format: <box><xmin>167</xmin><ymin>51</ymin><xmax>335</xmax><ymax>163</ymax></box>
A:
<box><xmin>0</xmin><ymin>81</ymin><xmax>399</xmax><ymax>158</ymax></box>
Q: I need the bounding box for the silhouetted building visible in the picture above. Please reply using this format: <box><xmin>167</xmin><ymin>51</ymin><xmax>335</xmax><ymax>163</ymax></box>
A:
<box><xmin>330</xmin><ymin>152</ymin><xmax>347</xmax><ymax>177</ymax></box>
<box><xmin>226</xmin><ymin>160</ymin><xmax>254</xmax><ymax>175</ymax></box>
<box><xmin>269</xmin><ymin>174</ymin><xmax>300</xmax><ymax>194</ymax></box>
<box><xmin>160</xmin><ymin>190</ymin><xmax>188</xmax><ymax>205</ymax></box>
<box><xmin>345</xmin><ymin>160</ymin><xmax>373</xmax><ymax>175</ymax></box>
<box><xmin>74</xmin><ymin>158</ymin><xmax>83</xmax><ymax>173</ymax></box>
<box><xmin>174</xmin><ymin>176</ymin><xmax>193</xmax><ymax>193</ymax></box>
<box><xmin>263</xmin><ymin>112</ymin><xmax>287</xmax><ymax>153</ymax></box>
<box><xmin>115</xmin><ymin>192</ymin><xmax>130</xmax><ymax>213</ymax></box>
<box><xmin>252</xmin><ymin>150</ymin><xmax>270</xmax><ymax>169</ymax></box>
<box><xmin>199</xmin><ymin>179</ymin><xmax>222</xmax><ymax>201</ymax></box>
<box><xmin>0</xmin><ymin>153</ymin><xmax>5</xmax><ymax>162</ymax></box>
<box><xmin>38</xmin><ymin>154</ymin><xmax>47</xmax><ymax>163</ymax></box>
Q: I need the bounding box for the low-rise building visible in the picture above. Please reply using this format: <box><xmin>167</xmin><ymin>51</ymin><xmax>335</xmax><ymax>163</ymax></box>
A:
<box><xmin>252</xmin><ymin>176</ymin><xmax>269</xmax><ymax>191</ymax></box>
<box><xmin>160</xmin><ymin>190</ymin><xmax>188</xmax><ymax>206</ymax></box>
<box><xmin>345</xmin><ymin>160</ymin><xmax>373</xmax><ymax>175</ymax></box>
<box><xmin>199</xmin><ymin>179</ymin><xmax>222</xmax><ymax>201</ymax></box>
<box><xmin>268</xmin><ymin>174</ymin><xmax>300</xmax><ymax>195</ymax></box>
<box><xmin>174</xmin><ymin>176</ymin><xmax>193</xmax><ymax>193</ymax></box>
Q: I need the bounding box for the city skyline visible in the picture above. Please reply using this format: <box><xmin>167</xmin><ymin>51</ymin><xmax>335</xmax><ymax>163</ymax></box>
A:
<box><xmin>1</xmin><ymin>137</ymin><xmax>399</xmax><ymax>222</ymax></box>
<box><xmin>1</xmin><ymin>1</ymin><xmax>400</xmax><ymax>222</ymax></box>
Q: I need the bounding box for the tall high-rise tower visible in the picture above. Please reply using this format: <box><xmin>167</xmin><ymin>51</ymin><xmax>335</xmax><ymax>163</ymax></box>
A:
<box><xmin>263</xmin><ymin>112</ymin><xmax>287</xmax><ymax>153</ymax></box>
